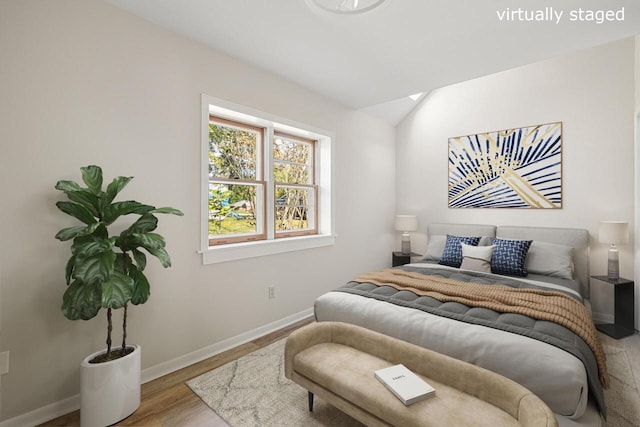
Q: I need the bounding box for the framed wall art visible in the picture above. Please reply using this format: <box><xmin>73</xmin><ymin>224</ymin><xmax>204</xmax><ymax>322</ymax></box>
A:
<box><xmin>448</xmin><ymin>122</ymin><xmax>562</xmax><ymax>209</ymax></box>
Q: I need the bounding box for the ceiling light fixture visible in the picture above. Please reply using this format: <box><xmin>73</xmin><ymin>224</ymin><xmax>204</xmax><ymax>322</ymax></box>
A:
<box><xmin>309</xmin><ymin>0</ymin><xmax>387</xmax><ymax>14</ymax></box>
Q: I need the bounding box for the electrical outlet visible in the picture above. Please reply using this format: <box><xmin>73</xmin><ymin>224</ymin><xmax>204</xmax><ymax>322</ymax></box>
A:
<box><xmin>0</xmin><ymin>351</ymin><xmax>9</xmax><ymax>375</ymax></box>
<box><xmin>268</xmin><ymin>286</ymin><xmax>276</xmax><ymax>299</ymax></box>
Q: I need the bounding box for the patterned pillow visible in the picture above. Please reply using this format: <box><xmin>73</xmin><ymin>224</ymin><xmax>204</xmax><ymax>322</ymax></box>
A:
<box><xmin>490</xmin><ymin>238</ymin><xmax>533</xmax><ymax>277</ymax></box>
<box><xmin>439</xmin><ymin>235</ymin><xmax>481</xmax><ymax>268</ymax></box>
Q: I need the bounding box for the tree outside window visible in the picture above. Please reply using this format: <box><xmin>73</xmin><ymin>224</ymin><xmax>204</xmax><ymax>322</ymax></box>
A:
<box><xmin>208</xmin><ymin>118</ymin><xmax>264</xmax><ymax>243</ymax></box>
<box><xmin>274</xmin><ymin>133</ymin><xmax>316</xmax><ymax>236</ymax></box>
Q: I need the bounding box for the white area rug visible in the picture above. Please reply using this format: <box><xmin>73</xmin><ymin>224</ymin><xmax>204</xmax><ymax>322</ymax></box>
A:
<box><xmin>187</xmin><ymin>339</ymin><xmax>638</xmax><ymax>427</ymax></box>
<box><xmin>604</xmin><ymin>345</ymin><xmax>640</xmax><ymax>427</ymax></box>
<box><xmin>187</xmin><ymin>339</ymin><xmax>362</xmax><ymax>426</ymax></box>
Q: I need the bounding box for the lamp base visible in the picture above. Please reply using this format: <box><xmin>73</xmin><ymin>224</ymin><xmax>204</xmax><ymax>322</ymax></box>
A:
<box><xmin>607</xmin><ymin>247</ymin><xmax>619</xmax><ymax>281</ymax></box>
<box><xmin>401</xmin><ymin>232</ymin><xmax>411</xmax><ymax>255</ymax></box>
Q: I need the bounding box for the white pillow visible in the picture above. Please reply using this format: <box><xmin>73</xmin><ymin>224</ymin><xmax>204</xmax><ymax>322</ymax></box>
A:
<box><xmin>461</xmin><ymin>243</ymin><xmax>495</xmax><ymax>261</ymax></box>
<box><xmin>525</xmin><ymin>241</ymin><xmax>574</xmax><ymax>280</ymax></box>
<box><xmin>460</xmin><ymin>243</ymin><xmax>495</xmax><ymax>273</ymax></box>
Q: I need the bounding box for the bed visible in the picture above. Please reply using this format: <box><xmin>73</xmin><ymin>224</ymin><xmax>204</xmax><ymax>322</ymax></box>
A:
<box><xmin>314</xmin><ymin>223</ymin><xmax>607</xmax><ymax>427</ymax></box>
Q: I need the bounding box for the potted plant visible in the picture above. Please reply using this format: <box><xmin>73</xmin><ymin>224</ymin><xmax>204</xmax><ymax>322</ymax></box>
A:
<box><xmin>54</xmin><ymin>165</ymin><xmax>183</xmax><ymax>427</ymax></box>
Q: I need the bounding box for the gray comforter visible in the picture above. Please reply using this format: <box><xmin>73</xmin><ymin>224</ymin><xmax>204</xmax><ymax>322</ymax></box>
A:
<box><xmin>320</xmin><ymin>264</ymin><xmax>605</xmax><ymax>418</ymax></box>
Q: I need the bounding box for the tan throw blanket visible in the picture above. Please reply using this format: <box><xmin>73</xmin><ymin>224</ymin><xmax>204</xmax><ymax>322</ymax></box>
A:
<box><xmin>354</xmin><ymin>268</ymin><xmax>610</xmax><ymax>388</ymax></box>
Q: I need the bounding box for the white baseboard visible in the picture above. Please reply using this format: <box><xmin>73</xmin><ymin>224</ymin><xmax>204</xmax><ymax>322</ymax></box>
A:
<box><xmin>0</xmin><ymin>308</ymin><xmax>314</xmax><ymax>427</ymax></box>
<box><xmin>0</xmin><ymin>395</ymin><xmax>79</xmax><ymax>427</ymax></box>
<box><xmin>141</xmin><ymin>307</ymin><xmax>313</xmax><ymax>383</ymax></box>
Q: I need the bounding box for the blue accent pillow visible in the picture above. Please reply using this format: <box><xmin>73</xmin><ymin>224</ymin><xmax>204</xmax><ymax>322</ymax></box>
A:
<box><xmin>439</xmin><ymin>235</ymin><xmax>481</xmax><ymax>268</ymax></box>
<box><xmin>490</xmin><ymin>238</ymin><xmax>533</xmax><ymax>277</ymax></box>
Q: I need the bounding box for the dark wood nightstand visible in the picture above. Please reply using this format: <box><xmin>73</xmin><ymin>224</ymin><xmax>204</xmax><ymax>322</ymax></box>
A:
<box><xmin>591</xmin><ymin>275</ymin><xmax>635</xmax><ymax>339</ymax></box>
<box><xmin>392</xmin><ymin>251</ymin><xmax>420</xmax><ymax>267</ymax></box>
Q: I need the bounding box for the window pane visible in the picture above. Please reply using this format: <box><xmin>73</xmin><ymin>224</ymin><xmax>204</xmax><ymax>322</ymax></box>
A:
<box><xmin>273</xmin><ymin>162</ymin><xmax>309</xmax><ymax>184</ymax></box>
<box><xmin>275</xmin><ymin>185</ymin><xmax>314</xmax><ymax>233</ymax></box>
<box><xmin>209</xmin><ymin>182</ymin><xmax>258</xmax><ymax>237</ymax></box>
<box><xmin>209</xmin><ymin>123</ymin><xmax>257</xmax><ymax>180</ymax></box>
<box><xmin>273</xmin><ymin>136</ymin><xmax>311</xmax><ymax>184</ymax></box>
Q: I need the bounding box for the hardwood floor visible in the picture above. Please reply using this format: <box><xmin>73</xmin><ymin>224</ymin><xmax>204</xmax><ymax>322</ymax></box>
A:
<box><xmin>40</xmin><ymin>321</ymin><xmax>640</xmax><ymax>427</ymax></box>
<box><xmin>40</xmin><ymin>317</ymin><xmax>314</xmax><ymax>427</ymax></box>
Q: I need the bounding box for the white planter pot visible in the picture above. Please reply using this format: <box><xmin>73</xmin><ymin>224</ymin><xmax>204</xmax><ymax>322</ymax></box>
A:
<box><xmin>80</xmin><ymin>344</ymin><xmax>141</xmax><ymax>427</ymax></box>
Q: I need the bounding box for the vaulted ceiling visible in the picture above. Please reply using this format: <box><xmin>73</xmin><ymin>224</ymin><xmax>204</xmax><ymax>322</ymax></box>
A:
<box><xmin>104</xmin><ymin>0</ymin><xmax>640</xmax><ymax>124</ymax></box>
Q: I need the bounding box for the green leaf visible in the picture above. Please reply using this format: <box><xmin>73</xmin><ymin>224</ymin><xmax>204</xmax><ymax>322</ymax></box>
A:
<box><xmin>103</xmin><ymin>201</ymin><xmax>155</xmax><ymax>224</ymax></box>
<box><xmin>105</xmin><ymin>176</ymin><xmax>133</xmax><ymax>205</ymax></box>
<box><xmin>132</xmin><ymin>233</ymin><xmax>166</xmax><ymax>250</ymax></box>
<box><xmin>65</xmin><ymin>255</ymin><xmax>76</xmax><ymax>285</ymax></box>
<box><xmin>146</xmin><ymin>246</ymin><xmax>172</xmax><ymax>268</ymax></box>
<box><xmin>113</xmin><ymin>234</ymin><xmax>133</xmax><ymax>252</ymax></box>
<box><xmin>92</xmin><ymin>223</ymin><xmax>109</xmax><ymax>239</ymax></box>
<box><xmin>81</xmin><ymin>165</ymin><xmax>103</xmax><ymax>195</ymax></box>
<box><xmin>65</xmin><ymin>189</ymin><xmax>100</xmax><ymax>217</ymax></box>
<box><xmin>55</xmin><ymin>180</ymin><xmax>81</xmax><ymax>193</ymax></box>
<box><xmin>151</xmin><ymin>207</ymin><xmax>184</xmax><ymax>216</ymax></box>
<box><xmin>74</xmin><ymin>251</ymin><xmax>116</xmax><ymax>285</ymax></box>
<box><xmin>114</xmin><ymin>252</ymin><xmax>127</xmax><ymax>268</ymax></box>
<box><xmin>128</xmin><ymin>265</ymin><xmax>150</xmax><ymax>305</ymax></box>
<box><xmin>126</xmin><ymin>213</ymin><xmax>158</xmax><ymax>234</ymax></box>
<box><xmin>101</xmin><ymin>271</ymin><xmax>134</xmax><ymax>309</ymax></box>
<box><xmin>71</xmin><ymin>237</ymin><xmax>113</xmax><ymax>257</ymax></box>
<box><xmin>55</xmin><ymin>225</ymin><xmax>92</xmax><ymax>241</ymax></box>
<box><xmin>62</xmin><ymin>280</ymin><xmax>102</xmax><ymax>320</ymax></box>
<box><xmin>56</xmin><ymin>201</ymin><xmax>97</xmax><ymax>225</ymax></box>
<box><xmin>114</xmin><ymin>252</ymin><xmax>133</xmax><ymax>275</ymax></box>
<box><xmin>55</xmin><ymin>223</ymin><xmax>101</xmax><ymax>241</ymax></box>
<box><xmin>132</xmin><ymin>249</ymin><xmax>147</xmax><ymax>271</ymax></box>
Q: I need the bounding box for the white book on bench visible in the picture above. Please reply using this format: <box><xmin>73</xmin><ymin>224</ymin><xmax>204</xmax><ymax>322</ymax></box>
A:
<box><xmin>374</xmin><ymin>364</ymin><xmax>436</xmax><ymax>406</ymax></box>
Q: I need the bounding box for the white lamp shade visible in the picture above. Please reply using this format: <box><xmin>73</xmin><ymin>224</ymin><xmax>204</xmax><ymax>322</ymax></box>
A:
<box><xmin>395</xmin><ymin>215</ymin><xmax>418</xmax><ymax>232</ymax></box>
<box><xmin>598</xmin><ymin>221</ymin><xmax>629</xmax><ymax>245</ymax></box>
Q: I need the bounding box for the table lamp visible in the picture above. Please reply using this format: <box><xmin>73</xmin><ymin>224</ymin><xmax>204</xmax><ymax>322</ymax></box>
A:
<box><xmin>598</xmin><ymin>221</ymin><xmax>628</xmax><ymax>280</ymax></box>
<box><xmin>395</xmin><ymin>215</ymin><xmax>418</xmax><ymax>255</ymax></box>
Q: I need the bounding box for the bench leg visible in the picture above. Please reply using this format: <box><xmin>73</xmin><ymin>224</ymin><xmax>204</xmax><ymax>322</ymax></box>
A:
<box><xmin>308</xmin><ymin>391</ymin><xmax>314</xmax><ymax>412</ymax></box>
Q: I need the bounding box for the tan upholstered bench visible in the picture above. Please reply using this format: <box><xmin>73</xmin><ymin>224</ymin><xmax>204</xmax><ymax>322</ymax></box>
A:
<box><xmin>284</xmin><ymin>322</ymin><xmax>557</xmax><ymax>427</ymax></box>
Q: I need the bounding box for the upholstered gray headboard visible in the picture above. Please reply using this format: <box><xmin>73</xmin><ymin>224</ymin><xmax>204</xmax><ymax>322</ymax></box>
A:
<box><xmin>426</xmin><ymin>223</ymin><xmax>590</xmax><ymax>298</ymax></box>
<box><xmin>496</xmin><ymin>226</ymin><xmax>590</xmax><ymax>298</ymax></box>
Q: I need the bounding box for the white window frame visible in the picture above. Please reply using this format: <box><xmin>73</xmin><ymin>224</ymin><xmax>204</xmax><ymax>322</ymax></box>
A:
<box><xmin>201</xmin><ymin>94</ymin><xmax>335</xmax><ymax>264</ymax></box>
<box><xmin>273</xmin><ymin>132</ymin><xmax>317</xmax><ymax>238</ymax></box>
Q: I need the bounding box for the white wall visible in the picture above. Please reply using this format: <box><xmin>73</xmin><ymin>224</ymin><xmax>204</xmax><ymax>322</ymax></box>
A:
<box><xmin>0</xmin><ymin>0</ymin><xmax>395</xmax><ymax>421</ymax></box>
<box><xmin>396</xmin><ymin>38</ymin><xmax>636</xmax><ymax>325</ymax></box>
<box><xmin>635</xmin><ymin>36</ymin><xmax>640</xmax><ymax>330</ymax></box>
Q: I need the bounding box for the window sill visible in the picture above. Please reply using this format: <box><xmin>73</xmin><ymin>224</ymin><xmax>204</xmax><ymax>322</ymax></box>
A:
<box><xmin>201</xmin><ymin>234</ymin><xmax>335</xmax><ymax>264</ymax></box>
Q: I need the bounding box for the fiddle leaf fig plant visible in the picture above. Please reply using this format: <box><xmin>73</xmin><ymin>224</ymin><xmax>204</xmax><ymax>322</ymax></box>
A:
<box><xmin>55</xmin><ymin>165</ymin><xmax>183</xmax><ymax>362</ymax></box>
